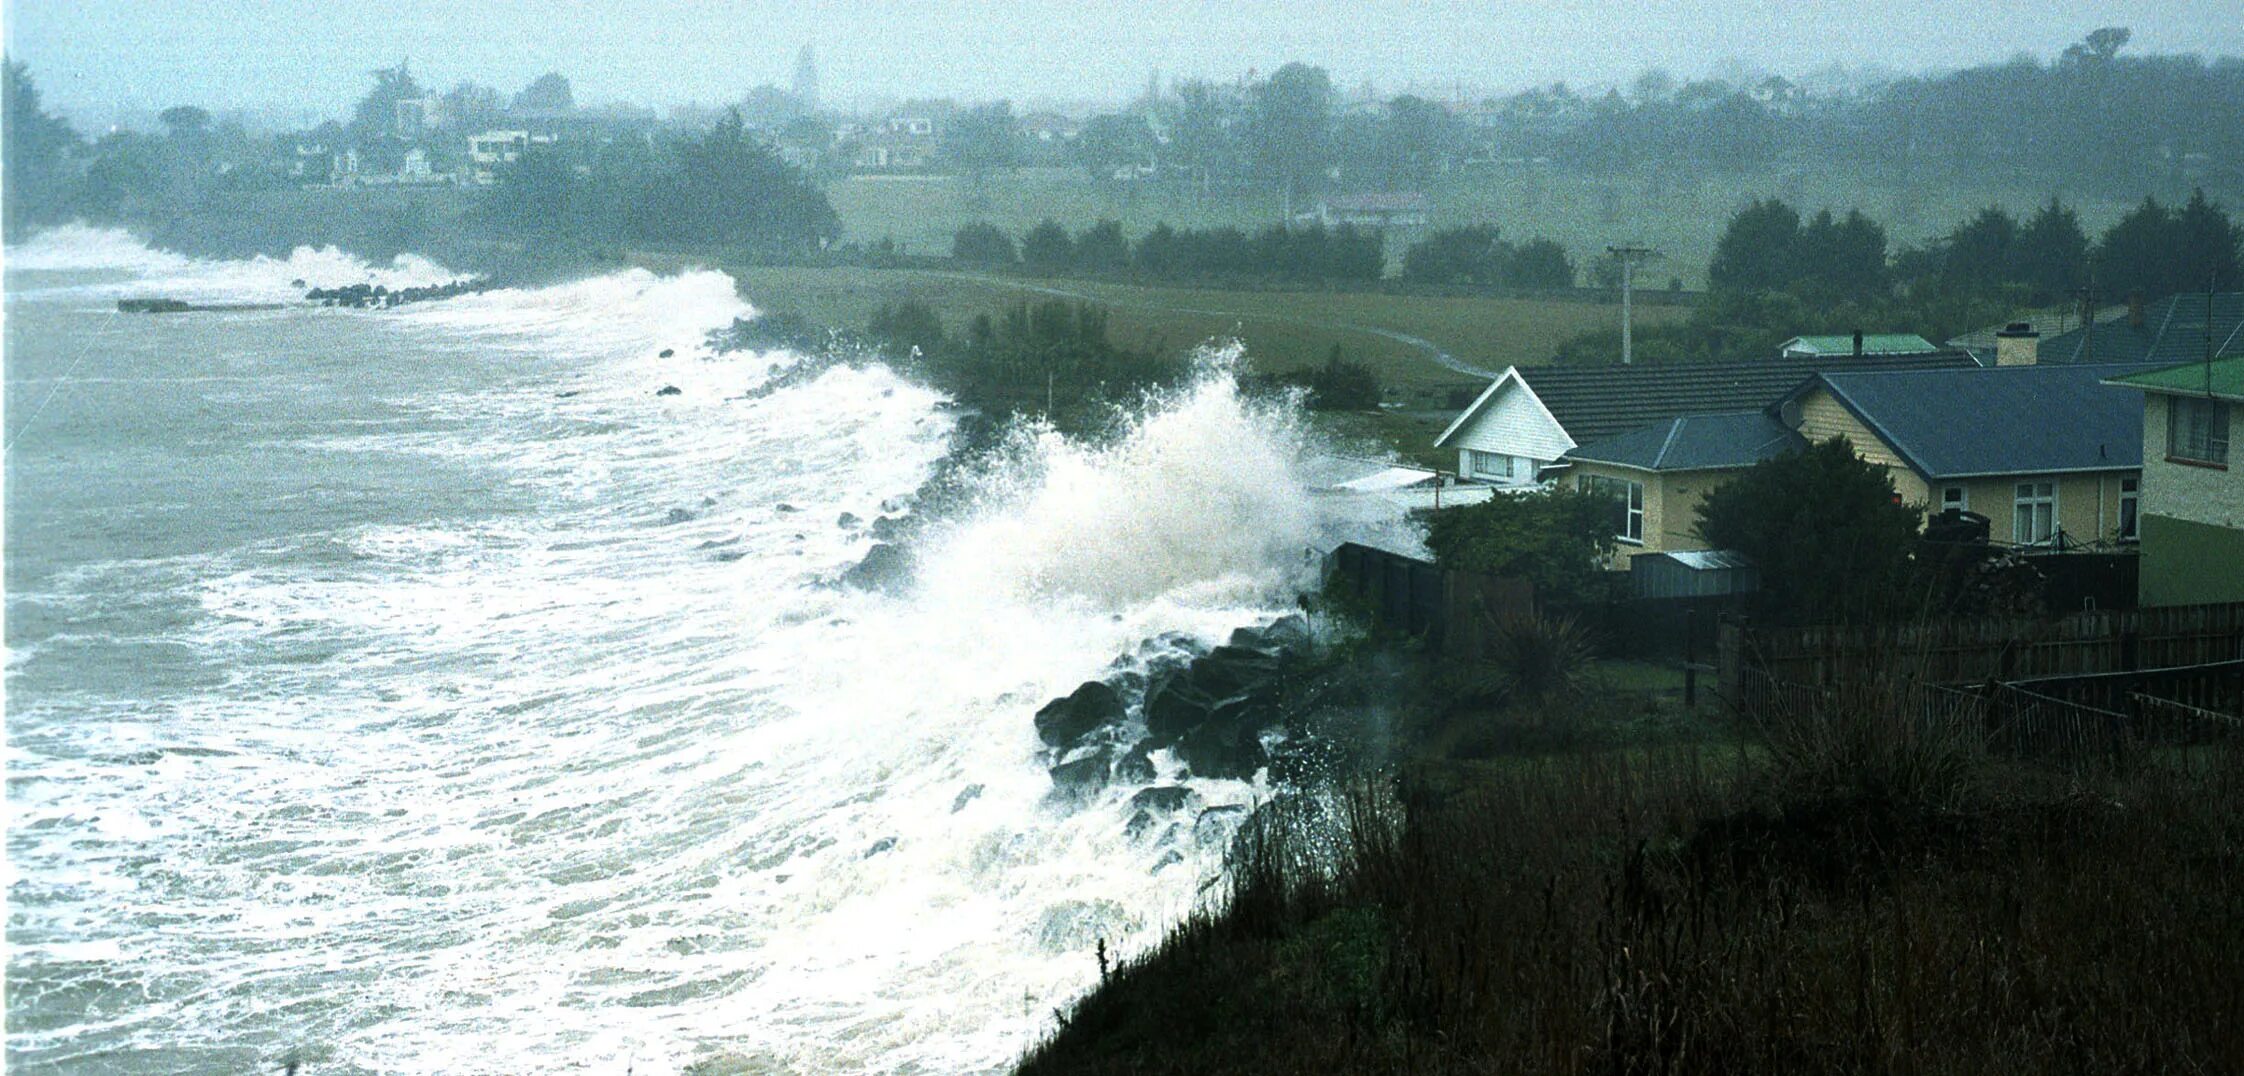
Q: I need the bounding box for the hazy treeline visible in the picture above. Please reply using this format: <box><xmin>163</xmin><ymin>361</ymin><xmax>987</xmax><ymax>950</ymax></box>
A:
<box><xmin>2</xmin><ymin>60</ymin><xmax>837</xmax><ymax>260</ymax></box>
<box><xmin>951</xmin><ymin>218</ymin><xmax>1385</xmax><ymax>284</ymax></box>
<box><xmin>479</xmin><ymin>111</ymin><xmax>837</xmax><ymax>255</ymax></box>
<box><xmin>1558</xmin><ymin>188</ymin><xmax>2244</xmax><ymax>363</ymax></box>
<box><xmin>1058</xmin><ymin>29</ymin><xmax>2240</xmax><ymax>201</ymax></box>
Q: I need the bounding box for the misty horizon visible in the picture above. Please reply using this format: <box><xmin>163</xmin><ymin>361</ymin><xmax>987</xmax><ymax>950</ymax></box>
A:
<box><xmin>11</xmin><ymin>0</ymin><xmax>2244</xmax><ymax>131</ymax></box>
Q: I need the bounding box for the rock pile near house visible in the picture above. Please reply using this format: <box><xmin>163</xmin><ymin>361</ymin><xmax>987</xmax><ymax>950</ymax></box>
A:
<box><xmin>1033</xmin><ymin>614</ymin><xmax>1333</xmax><ymax>803</ymax></box>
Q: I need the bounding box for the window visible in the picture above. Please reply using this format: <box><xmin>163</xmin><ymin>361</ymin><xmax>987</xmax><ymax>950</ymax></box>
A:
<box><xmin>2119</xmin><ymin>476</ymin><xmax>2139</xmax><ymax>542</ymax></box>
<box><xmin>2168</xmin><ymin>397</ymin><xmax>2231</xmax><ymax>466</ymax></box>
<box><xmin>1465</xmin><ymin>450</ymin><xmax>1517</xmax><ymax>481</ymax></box>
<box><xmin>2013</xmin><ymin>480</ymin><xmax>2056</xmax><ymax>545</ymax></box>
<box><xmin>1579</xmin><ymin>474</ymin><xmax>1644</xmax><ymax>543</ymax></box>
<box><xmin>1940</xmin><ymin>485</ymin><xmax>1968</xmax><ymax>513</ymax></box>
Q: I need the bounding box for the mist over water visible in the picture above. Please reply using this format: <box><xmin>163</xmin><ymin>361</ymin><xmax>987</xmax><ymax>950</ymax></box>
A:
<box><xmin>5</xmin><ymin>228</ymin><xmax>1408</xmax><ymax>1073</ymax></box>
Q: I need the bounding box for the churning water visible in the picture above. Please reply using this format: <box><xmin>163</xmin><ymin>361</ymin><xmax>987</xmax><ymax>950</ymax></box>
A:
<box><xmin>4</xmin><ymin>227</ymin><xmax>1407</xmax><ymax>1073</ymax></box>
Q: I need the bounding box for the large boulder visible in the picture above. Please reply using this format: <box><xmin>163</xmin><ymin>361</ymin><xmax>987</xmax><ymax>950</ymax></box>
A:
<box><xmin>1143</xmin><ymin>674</ymin><xmax>1218</xmax><ymax>742</ymax></box>
<box><xmin>1048</xmin><ymin>749</ymin><xmax>1115</xmax><ymax>801</ymax></box>
<box><xmin>1189</xmin><ymin>645</ymin><xmax>1282</xmax><ymax>700</ymax></box>
<box><xmin>1034</xmin><ymin>680</ymin><xmax>1126</xmax><ymax>749</ymax></box>
<box><xmin>1174</xmin><ymin>722</ymin><xmax>1267</xmax><ymax>780</ymax></box>
<box><xmin>839</xmin><ymin>542</ymin><xmax>912</xmax><ymax>592</ymax></box>
<box><xmin>1129</xmin><ymin>785</ymin><xmax>1200</xmax><ymax>813</ymax></box>
<box><xmin>1229</xmin><ymin>613</ymin><xmax>1311</xmax><ymax>653</ymax></box>
<box><xmin>1113</xmin><ymin>741</ymin><xmax>1158</xmax><ymax>783</ymax></box>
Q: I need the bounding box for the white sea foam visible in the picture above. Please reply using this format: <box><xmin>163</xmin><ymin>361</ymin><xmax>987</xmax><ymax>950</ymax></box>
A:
<box><xmin>5</xmin><ymin>243</ymin><xmax>1410</xmax><ymax>1074</ymax></box>
<box><xmin>5</xmin><ymin>221</ymin><xmax>456</xmax><ymax>302</ymax></box>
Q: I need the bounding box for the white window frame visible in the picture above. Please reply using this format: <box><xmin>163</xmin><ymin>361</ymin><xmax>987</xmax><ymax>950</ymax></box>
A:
<box><xmin>2012</xmin><ymin>479</ymin><xmax>2057</xmax><ymax>545</ymax></box>
<box><xmin>2118</xmin><ymin>476</ymin><xmax>2139</xmax><ymax>542</ymax></box>
<box><xmin>2168</xmin><ymin>397</ymin><xmax>2231</xmax><ymax>466</ymax></box>
<box><xmin>1579</xmin><ymin>474</ymin><xmax>1645</xmax><ymax>544</ymax></box>
<box><xmin>1464</xmin><ymin>449</ymin><xmax>1515</xmax><ymax>481</ymax></box>
<box><xmin>1939</xmin><ymin>485</ymin><xmax>1968</xmax><ymax>513</ymax></box>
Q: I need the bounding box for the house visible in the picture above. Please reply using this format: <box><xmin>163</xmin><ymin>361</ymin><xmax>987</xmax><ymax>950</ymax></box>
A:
<box><xmin>1560</xmin><ymin>410</ymin><xmax>1804</xmax><ymax>558</ymax></box>
<box><xmin>1303</xmin><ymin>192</ymin><xmax>1431</xmax><ymax>230</ymax></box>
<box><xmin>1433</xmin><ymin>351</ymin><xmax>1976</xmax><ymax>488</ymax></box>
<box><xmin>1778</xmin><ymin>333</ymin><xmax>1940</xmax><ymax>359</ymax></box>
<box><xmin>2102</xmin><ymin>356</ymin><xmax>2244</xmax><ymax>606</ymax></box>
<box><xmin>1772</xmin><ymin>361</ymin><xmax>2147</xmax><ymax>548</ymax></box>
<box><xmin>2029</xmin><ymin>292</ymin><xmax>2244</xmax><ymax>367</ymax></box>
<box><xmin>466</xmin><ymin>129</ymin><xmax>554</xmax><ymax>184</ymax></box>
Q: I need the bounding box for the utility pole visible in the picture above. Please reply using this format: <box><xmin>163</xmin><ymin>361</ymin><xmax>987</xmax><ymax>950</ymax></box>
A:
<box><xmin>1606</xmin><ymin>245</ymin><xmax>1658</xmax><ymax>364</ymax></box>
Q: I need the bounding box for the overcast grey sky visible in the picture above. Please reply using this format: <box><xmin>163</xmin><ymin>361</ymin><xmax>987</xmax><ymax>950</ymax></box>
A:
<box><xmin>10</xmin><ymin>0</ymin><xmax>2242</xmax><ymax>123</ymax></box>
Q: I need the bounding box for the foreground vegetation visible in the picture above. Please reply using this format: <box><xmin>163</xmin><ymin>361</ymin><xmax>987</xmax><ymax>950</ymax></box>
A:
<box><xmin>1019</xmin><ymin>642</ymin><xmax>2244</xmax><ymax>1074</ymax></box>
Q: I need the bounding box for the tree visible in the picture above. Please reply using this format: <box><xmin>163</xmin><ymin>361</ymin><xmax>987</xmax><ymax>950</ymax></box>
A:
<box><xmin>1074</xmin><ymin>219</ymin><xmax>1129</xmax><ymax>272</ymax></box>
<box><xmin>952</xmin><ymin>221</ymin><xmax>1017</xmax><ymax>265</ymax></box>
<box><xmin>943</xmin><ymin>101</ymin><xmax>1017</xmax><ymax>190</ymax></box>
<box><xmin>1941</xmin><ymin>206</ymin><xmax>2020</xmax><ymax>288</ymax></box>
<box><xmin>1797</xmin><ymin>209</ymin><xmax>1888</xmax><ymax>301</ymax></box>
<box><xmin>1377</xmin><ymin>94</ymin><xmax>1449</xmax><ymax>186</ymax></box>
<box><xmin>1248</xmin><ymin>63</ymin><xmax>1332</xmax><ymax>207</ymax></box>
<box><xmin>1695</xmin><ymin>437</ymin><xmax>1924</xmax><ymax>623</ymax></box>
<box><xmin>2174</xmin><ymin>188</ymin><xmax>2243</xmax><ymax>292</ymax></box>
<box><xmin>440</xmin><ymin>81</ymin><xmax>505</xmax><ymax>133</ymax></box>
<box><xmin>1423</xmin><ymin>487</ymin><xmax>1620</xmax><ymax>608</ymax></box>
<box><xmin>1401</xmin><ymin>225</ymin><xmax>1505</xmax><ymax>285</ymax></box>
<box><xmin>4</xmin><ymin>60</ymin><xmax>81</xmax><ymax>236</ymax></box>
<box><xmin>345</xmin><ymin>61</ymin><xmax>423</xmax><ymax>172</ymax></box>
<box><xmin>2013</xmin><ymin>197</ymin><xmax>2088</xmax><ymax>299</ymax></box>
<box><xmin>513</xmin><ymin>72</ymin><xmax>575</xmax><ymax>112</ymax></box>
<box><xmin>1075</xmin><ymin>112</ymin><xmax>1150</xmax><ymax>182</ymax></box>
<box><xmin>2061</xmin><ymin>26</ymin><xmax>2131</xmax><ymax>67</ymax></box>
<box><xmin>1020</xmin><ymin>219</ymin><xmax>1074</xmax><ymax>273</ymax></box>
<box><xmin>1707</xmin><ymin>198</ymin><xmax>1802</xmax><ymax>293</ymax></box>
<box><xmin>1168</xmin><ymin>79</ymin><xmax>1235</xmax><ymax>190</ymax></box>
<box><xmin>1506</xmin><ymin>239</ymin><xmax>1576</xmax><ymax>289</ymax></box>
<box><xmin>1303</xmin><ymin>345</ymin><xmax>1381</xmax><ymax>410</ymax></box>
<box><xmin>2095</xmin><ymin>196</ymin><xmax>2179</xmax><ymax>297</ymax></box>
<box><xmin>158</xmin><ymin>105</ymin><xmax>212</xmax><ymax>136</ymax></box>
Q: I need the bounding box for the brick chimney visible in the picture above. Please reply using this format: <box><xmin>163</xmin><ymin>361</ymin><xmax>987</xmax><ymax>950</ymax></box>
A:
<box><xmin>2128</xmin><ymin>291</ymin><xmax>2146</xmax><ymax>328</ymax></box>
<box><xmin>1995</xmin><ymin>322</ymin><xmax>2039</xmax><ymax>366</ymax></box>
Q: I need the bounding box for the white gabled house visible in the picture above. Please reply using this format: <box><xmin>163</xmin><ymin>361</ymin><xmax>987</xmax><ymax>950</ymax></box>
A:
<box><xmin>1432</xmin><ymin>366</ymin><xmax>1575</xmax><ymax>486</ymax></box>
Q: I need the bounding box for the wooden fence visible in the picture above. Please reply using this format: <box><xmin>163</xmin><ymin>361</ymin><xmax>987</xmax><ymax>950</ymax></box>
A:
<box><xmin>1324</xmin><ymin>543</ymin><xmax>1533</xmax><ymax>662</ymax></box>
<box><xmin>1720</xmin><ymin>601</ymin><xmax>2244</xmax><ymax>692</ymax></box>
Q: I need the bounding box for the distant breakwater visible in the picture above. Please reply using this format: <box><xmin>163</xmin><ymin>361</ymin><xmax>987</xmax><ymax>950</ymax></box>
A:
<box><xmin>303</xmin><ymin>277</ymin><xmax>497</xmax><ymax>309</ymax></box>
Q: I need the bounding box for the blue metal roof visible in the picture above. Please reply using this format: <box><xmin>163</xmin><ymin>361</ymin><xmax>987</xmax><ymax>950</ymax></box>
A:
<box><xmin>1564</xmin><ymin>410</ymin><xmax>1805</xmax><ymax>472</ymax></box>
<box><xmin>1801</xmin><ymin>364</ymin><xmax>2145</xmax><ymax>479</ymax></box>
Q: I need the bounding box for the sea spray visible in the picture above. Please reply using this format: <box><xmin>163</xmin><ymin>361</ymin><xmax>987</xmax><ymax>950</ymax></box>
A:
<box><xmin>917</xmin><ymin>344</ymin><xmax>1325</xmax><ymax>610</ymax></box>
<box><xmin>7</xmin><ymin>222</ymin><xmax>456</xmax><ymax>302</ymax></box>
<box><xmin>4</xmin><ymin>232</ymin><xmax>1414</xmax><ymax>1074</ymax></box>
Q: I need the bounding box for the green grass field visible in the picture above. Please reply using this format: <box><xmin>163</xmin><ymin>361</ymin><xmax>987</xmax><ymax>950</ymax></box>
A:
<box><xmin>716</xmin><ymin>264</ymin><xmax>1681</xmax><ymax>400</ymax></box>
<box><xmin>825</xmin><ymin>165</ymin><xmax>2155</xmax><ymax>288</ymax></box>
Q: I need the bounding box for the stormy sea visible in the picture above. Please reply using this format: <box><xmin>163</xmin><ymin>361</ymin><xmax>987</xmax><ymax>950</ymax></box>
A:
<box><xmin>4</xmin><ymin>226</ymin><xmax>1411</xmax><ymax>1073</ymax></box>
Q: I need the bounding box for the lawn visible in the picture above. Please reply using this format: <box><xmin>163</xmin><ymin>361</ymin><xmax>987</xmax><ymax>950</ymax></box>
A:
<box><xmin>716</xmin><ymin>264</ymin><xmax>1679</xmax><ymax>400</ymax></box>
<box><xmin>823</xmin><ymin>165</ymin><xmax>2156</xmax><ymax>289</ymax></box>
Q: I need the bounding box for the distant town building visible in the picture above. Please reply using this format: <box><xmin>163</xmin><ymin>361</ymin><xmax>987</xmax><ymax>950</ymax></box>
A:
<box><xmin>467</xmin><ymin>129</ymin><xmax>554</xmax><ymax>184</ymax></box>
<box><xmin>1302</xmin><ymin>192</ymin><xmax>1432</xmax><ymax>230</ymax></box>
<box><xmin>792</xmin><ymin>45</ymin><xmax>819</xmax><ymax>114</ymax></box>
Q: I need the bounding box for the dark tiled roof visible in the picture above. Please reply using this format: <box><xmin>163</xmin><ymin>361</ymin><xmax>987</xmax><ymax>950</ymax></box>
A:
<box><xmin>2037</xmin><ymin>292</ymin><xmax>2244</xmax><ymax>366</ymax></box>
<box><xmin>1517</xmin><ymin>351</ymin><xmax>1979</xmax><ymax>445</ymax></box>
<box><xmin>1565</xmin><ymin>411</ymin><xmax>1804</xmax><ymax>471</ymax></box>
<box><xmin>1804</xmin><ymin>364</ymin><xmax>2145</xmax><ymax>479</ymax></box>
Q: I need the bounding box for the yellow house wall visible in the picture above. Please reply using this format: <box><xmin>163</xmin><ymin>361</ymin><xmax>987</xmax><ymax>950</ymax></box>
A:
<box><xmin>1795</xmin><ymin>390</ymin><xmax>1931</xmax><ymax>506</ymax></box>
<box><xmin>1923</xmin><ymin>472</ymin><xmax>2136</xmax><ymax>544</ymax></box>
<box><xmin>1568</xmin><ymin>461</ymin><xmax>1752</xmax><ymax>565</ymax></box>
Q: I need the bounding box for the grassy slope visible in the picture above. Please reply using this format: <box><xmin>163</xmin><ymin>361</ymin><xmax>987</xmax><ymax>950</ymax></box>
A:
<box><xmin>710</xmin><ymin>264</ymin><xmax>1680</xmax><ymax>401</ymax></box>
<box><xmin>1015</xmin><ymin>656</ymin><xmax>2244</xmax><ymax>1075</ymax></box>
